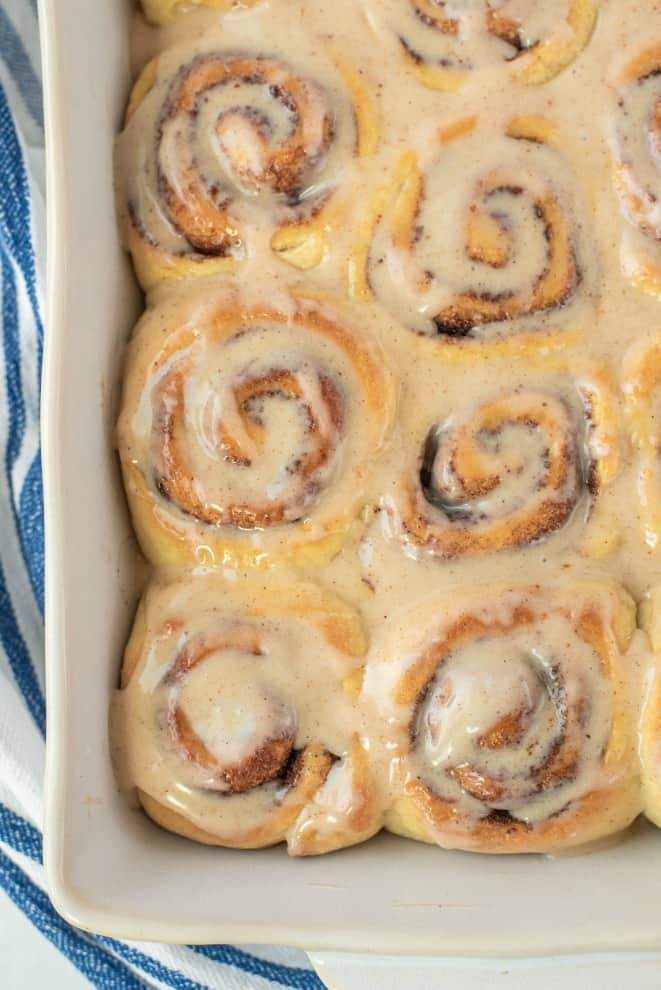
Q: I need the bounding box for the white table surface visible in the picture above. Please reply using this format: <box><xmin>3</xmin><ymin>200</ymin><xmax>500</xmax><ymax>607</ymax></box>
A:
<box><xmin>0</xmin><ymin>888</ymin><xmax>90</xmax><ymax>990</ymax></box>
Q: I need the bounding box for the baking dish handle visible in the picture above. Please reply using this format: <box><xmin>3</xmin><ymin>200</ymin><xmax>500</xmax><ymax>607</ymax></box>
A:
<box><xmin>307</xmin><ymin>950</ymin><xmax>661</xmax><ymax>989</ymax></box>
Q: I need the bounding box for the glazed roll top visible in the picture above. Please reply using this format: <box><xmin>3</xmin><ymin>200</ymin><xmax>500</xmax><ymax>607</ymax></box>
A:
<box><xmin>364</xmin><ymin>0</ymin><xmax>598</xmax><ymax>90</ymax></box>
<box><xmin>385</xmin><ymin>362</ymin><xmax>619</xmax><ymax>559</ymax></box>
<box><xmin>610</xmin><ymin>44</ymin><xmax>661</xmax><ymax>294</ymax></box>
<box><xmin>113</xmin><ymin>574</ymin><xmax>381</xmax><ymax>854</ymax></box>
<box><xmin>624</xmin><ymin>337</ymin><xmax>661</xmax><ymax>548</ymax></box>
<box><xmin>363</xmin><ymin>584</ymin><xmax>641</xmax><ymax>853</ymax></box>
<box><xmin>117</xmin><ymin>285</ymin><xmax>394</xmax><ymax>568</ymax></box>
<box><xmin>117</xmin><ymin>30</ymin><xmax>377</xmax><ymax>286</ymax></box>
<box><xmin>360</xmin><ymin>115</ymin><xmax>595</xmax><ymax>353</ymax></box>
<box><xmin>140</xmin><ymin>0</ymin><xmax>262</xmax><ymax>26</ymax></box>
<box><xmin>113</xmin><ymin>0</ymin><xmax>661</xmax><ymax>863</ymax></box>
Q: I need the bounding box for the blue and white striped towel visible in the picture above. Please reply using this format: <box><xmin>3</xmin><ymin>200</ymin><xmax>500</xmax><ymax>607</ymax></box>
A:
<box><xmin>0</xmin><ymin>3</ymin><xmax>326</xmax><ymax>987</ymax></box>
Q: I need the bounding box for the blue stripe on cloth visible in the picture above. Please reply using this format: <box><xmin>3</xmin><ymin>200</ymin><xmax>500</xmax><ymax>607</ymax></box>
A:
<box><xmin>194</xmin><ymin>945</ymin><xmax>325</xmax><ymax>990</ymax></box>
<box><xmin>0</xmin><ymin>81</ymin><xmax>42</xmax><ymax>333</ymax></box>
<box><xmin>0</xmin><ymin>801</ymin><xmax>42</xmax><ymax>861</ymax></box>
<box><xmin>0</xmin><ymin>848</ymin><xmax>151</xmax><ymax>990</ymax></box>
<box><xmin>0</xmin><ymin>794</ymin><xmax>322</xmax><ymax>990</ymax></box>
<box><xmin>1</xmin><ymin>256</ymin><xmax>23</xmax><ymax>472</ymax></box>
<box><xmin>0</xmin><ymin>255</ymin><xmax>42</xmax><ymax>612</ymax></box>
<box><xmin>0</xmin><ymin>810</ymin><xmax>213</xmax><ymax>989</ymax></box>
<box><xmin>100</xmin><ymin>937</ymin><xmax>323</xmax><ymax>990</ymax></box>
<box><xmin>0</xmin><ymin>809</ymin><xmax>211</xmax><ymax>989</ymax></box>
<box><xmin>0</xmin><ymin>17</ymin><xmax>325</xmax><ymax>989</ymax></box>
<box><xmin>0</xmin><ymin>76</ymin><xmax>44</xmax><ymax>608</ymax></box>
<box><xmin>18</xmin><ymin>448</ymin><xmax>44</xmax><ymax>612</ymax></box>
<box><xmin>0</xmin><ymin>6</ymin><xmax>42</xmax><ymax>127</ymax></box>
<box><xmin>99</xmin><ymin>937</ymin><xmax>217</xmax><ymax>990</ymax></box>
<box><xmin>0</xmin><ymin>557</ymin><xmax>45</xmax><ymax>734</ymax></box>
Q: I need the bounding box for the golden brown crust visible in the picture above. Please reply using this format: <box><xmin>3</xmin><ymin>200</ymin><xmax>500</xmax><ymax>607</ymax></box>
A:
<box><xmin>286</xmin><ymin>736</ymin><xmax>383</xmax><ymax>856</ymax></box>
<box><xmin>137</xmin><ymin>746</ymin><xmax>336</xmax><ymax>850</ymax></box>
<box><xmin>135</xmin><ymin>746</ymin><xmax>333</xmax><ymax>850</ymax></box>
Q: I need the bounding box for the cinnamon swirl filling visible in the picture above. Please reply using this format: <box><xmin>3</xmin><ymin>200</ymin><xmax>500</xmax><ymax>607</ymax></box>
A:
<box><xmin>387</xmin><ymin>367</ymin><xmax>618</xmax><ymax>559</ymax></box>
<box><xmin>365</xmin><ymin>0</ymin><xmax>597</xmax><ymax>91</ymax></box>
<box><xmin>117</xmin><ymin>288</ymin><xmax>394</xmax><ymax>567</ymax></box>
<box><xmin>359</xmin><ymin>116</ymin><xmax>594</xmax><ymax>352</ymax></box>
<box><xmin>162</xmin><ymin>629</ymin><xmax>304</xmax><ymax>796</ymax></box>
<box><xmin>363</xmin><ymin>586</ymin><xmax>640</xmax><ymax>853</ymax></box>
<box><xmin>610</xmin><ymin>44</ymin><xmax>661</xmax><ymax>295</ymax></box>
<box><xmin>117</xmin><ymin>37</ymin><xmax>376</xmax><ymax>286</ymax></box>
<box><xmin>156</xmin><ymin>54</ymin><xmax>334</xmax><ymax>253</ymax></box>
<box><xmin>114</xmin><ymin>575</ymin><xmax>378</xmax><ymax>853</ymax></box>
<box><xmin>152</xmin><ymin>362</ymin><xmax>344</xmax><ymax>531</ymax></box>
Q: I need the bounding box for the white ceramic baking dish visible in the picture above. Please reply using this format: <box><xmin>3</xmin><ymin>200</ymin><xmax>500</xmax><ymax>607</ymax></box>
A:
<box><xmin>41</xmin><ymin>0</ymin><xmax>661</xmax><ymax>967</ymax></box>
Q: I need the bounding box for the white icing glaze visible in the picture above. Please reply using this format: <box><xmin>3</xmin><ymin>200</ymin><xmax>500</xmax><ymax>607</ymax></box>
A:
<box><xmin>112</xmin><ymin>0</ymin><xmax>661</xmax><ymax>854</ymax></box>
<box><xmin>112</xmin><ymin>574</ymin><xmax>375</xmax><ymax>846</ymax></box>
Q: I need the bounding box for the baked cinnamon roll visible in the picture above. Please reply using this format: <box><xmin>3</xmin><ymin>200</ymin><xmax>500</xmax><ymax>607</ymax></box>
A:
<box><xmin>385</xmin><ymin>363</ymin><xmax>619</xmax><ymax>559</ymax></box>
<box><xmin>610</xmin><ymin>44</ymin><xmax>661</xmax><ymax>297</ymax></box>
<box><xmin>353</xmin><ymin>115</ymin><xmax>595</xmax><ymax>358</ymax></box>
<box><xmin>364</xmin><ymin>0</ymin><xmax>597</xmax><ymax>91</ymax></box>
<box><xmin>117</xmin><ymin>36</ymin><xmax>377</xmax><ymax>288</ymax></box>
<box><xmin>623</xmin><ymin>337</ymin><xmax>661</xmax><ymax>548</ymax></box>
<box><xmin>113</xmin><ymin>573</ymin><xmax>381</xmax><ymax>854</ymax></box>
<box><xmin>363</xmin><ymin>584</ymin><xmax>640</xmax><ymax>854</ymax></box>
<box><xmin>117</xmin><ymin>286</ymin><xmax>395</xmax><ymax>568</ymax></box>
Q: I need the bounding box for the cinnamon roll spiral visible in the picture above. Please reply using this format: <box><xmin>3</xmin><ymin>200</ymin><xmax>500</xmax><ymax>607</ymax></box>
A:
<box><xmin>364</xmin><ymin>0</ymin><xmax>597</xmax><ymax>91</ymax></box>
<box><xmin>114</xmin><ymin>574</ymin><xmax>381</xmax><ymax>853</ymax></box>
<box><xmin>117</xmin><ymin>38</ymin><xmax>377</xmax><ymax>288</ymax></box>
<box><xmin>623</xmin><ymin>337</ymin><xmax>661</xmax><ymax>548</ymax></box>
<box><xmin>610</xmin><ymin>45</ymin><xmax>661</xmax><ymax>297</ymax></box>
<box><xmin>354</xmin><ymin>115</ymin><xmax>594</xmax><ymax>357</ymax></box>
<box><xmin>117</xmin><ymin>286</ymin><xmax>394</xmax><ymax>568</ymax></box>
<box><xmin>364</xmin><ymin>585</ymin><xmax>640</xmax><ymax>854</ymax></box>
<box><xmin>386</xmin><ymin>364</ymin><xmax>619</xmax><ymax>559</ymax></box>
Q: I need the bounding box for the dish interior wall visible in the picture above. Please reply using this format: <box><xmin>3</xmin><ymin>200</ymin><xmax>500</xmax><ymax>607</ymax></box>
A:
<box><xmin>42</xmin><ymin>0</ymin><xmax>661</xmax><ymax>954</ymax></box>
